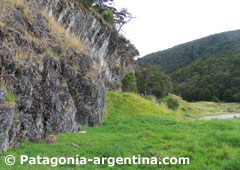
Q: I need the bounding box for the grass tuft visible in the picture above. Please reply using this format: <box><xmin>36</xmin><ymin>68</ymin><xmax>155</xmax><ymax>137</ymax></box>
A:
<box><xmin>42</xmin><ymin>10</ymin><xmax>89</xmax><ymax>55</ymax></box>
<box><xmin>0</xmin><ymin>80</ymin><xmax>16</xmax><ymax>105</ymax></box>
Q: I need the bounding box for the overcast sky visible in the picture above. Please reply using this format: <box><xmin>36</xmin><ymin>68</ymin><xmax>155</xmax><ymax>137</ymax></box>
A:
<box><xmin>114</xmin><ymin>0</ymin><xmax>240</xmax><ymax>57</ymax></box>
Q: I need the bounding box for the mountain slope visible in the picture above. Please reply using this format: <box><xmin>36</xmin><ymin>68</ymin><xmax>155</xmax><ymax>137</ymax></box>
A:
<box><xmin>139</xmin><ymin>30</ymin><xmax>240</xmax><ymax>102</ymax></box>
<box><xmin>139</xmin><ymin>29</ymin><xmax>240</xmax><ymax>74</ymax></box>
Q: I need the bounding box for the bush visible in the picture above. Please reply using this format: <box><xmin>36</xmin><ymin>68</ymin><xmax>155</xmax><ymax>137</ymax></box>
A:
<box><xmin>166</xmin><ymin>98</ymin><xmax>179</xmax><ymax>110</ymax></box>
<box><xmin>103</xmin><ymin>10</ymin><xmax>114</xmax><ymax>24</ymax></box>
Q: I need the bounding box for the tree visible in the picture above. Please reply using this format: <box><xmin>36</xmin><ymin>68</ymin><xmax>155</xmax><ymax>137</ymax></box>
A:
<box><xmin>94</xmin><ymin>0</ymin><xmax>114</xmax><ymax>8</ymax></box>
<box><xmin>90</xmin><ymin>1</ymin><xmax>134</xmax><ymax>32</ymax></box>
<box><xmin>113</xmin><ymin>8</ymin><xmax>134</xmax><ymax>32</ymax></box>
<box><xmin>78</xmin><ymin>0</ymin><xmax>114</xmax><ymax>8</ymax></box>
<box><xmin>182</xmin><ymin>89</ymin><xmax>193</xmax><ymax>101</ymax></box>
<box><xmin>97</xmin><ymin>6</ymin><xmax>134</xmax><ymax>32</ymax></box>
<box><xmin>223</xmin><ymin>89</ymin><xmax>232</xmax><ymax>102</ymax></box>
<box><xmin>233</xmin><ymin>92</ymin><xmax>240</xmax><ymax>102</ymax></box>
<box><xmin>136</xmin><ymin>70</ymin><xmax>147</xmax><ymax>95</ymax></box>
<box><xmin>122</xmin><ymin>72</ymin><xmax>138</xmax><ymax>93</ymax></box>
<box><xmin>103</xmin><ymin>10</ymin><xmax>114</xmax><ymax>24</ymax></box>
<box><xmin>139</xmin><ymin>29</ymin><xmax>240</xmax><ymax>102</ymax></box>
<box><xmin>135</xmin><ymin>65</ymin><xmax>172</xmax><ymax>98</ymax></box>
<box><xmin>77</xmin><ymin>0</ymin><xmax>95</xmax><ymax>7</ymax></box>
<box><xmin>199</xmin><ymin>88</ymin><xmax>211</xmax><ymax>101</ymax></box>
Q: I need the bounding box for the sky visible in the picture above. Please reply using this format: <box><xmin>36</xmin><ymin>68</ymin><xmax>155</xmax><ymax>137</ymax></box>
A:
<box><xmin>113</xmin><ymin>0</ymin><xmax>240</xmax><ymax>57</ymax></box>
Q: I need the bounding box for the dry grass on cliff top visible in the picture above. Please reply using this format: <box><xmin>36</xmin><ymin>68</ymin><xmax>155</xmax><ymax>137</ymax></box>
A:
<box><xmin>42</xmin><ymin>10</ymin><xmax>90</xmax><ymax>55</ymax></box>
<box><xmin>1</xmin><ymin>0</ymin><xmax>27</xmax><ymax>14</ymax></box>
<box><xmin>0</xmin><ymin>0</ymin><xmax>90</xmax><ymax>56</ymax></box>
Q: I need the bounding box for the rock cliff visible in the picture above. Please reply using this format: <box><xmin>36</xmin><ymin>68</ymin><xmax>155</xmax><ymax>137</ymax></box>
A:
<box><xmin>0</xmin><ymin>0</ymin><xmax>138</xmax><ymax>152</ymax></box>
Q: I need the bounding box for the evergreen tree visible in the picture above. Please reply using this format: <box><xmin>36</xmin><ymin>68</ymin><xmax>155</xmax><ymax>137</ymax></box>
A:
<box><xmin>223</xmin><ymin>89</ymin><xmax>232</xmax><ymax>102</ymax></box>
<box><xmin>122</xmin><ymin>72</ymin><xmax>138</xmax><ymax>93</ymax></box>
<box><xmin>199</xmin><ymin>88</ymin><xmax>211</xmax><ymax>101</ymax></box>
<box><xmin>233</xmin><ymin>92</ymin><xmax>240</xmax><ymax>102</ymax></box>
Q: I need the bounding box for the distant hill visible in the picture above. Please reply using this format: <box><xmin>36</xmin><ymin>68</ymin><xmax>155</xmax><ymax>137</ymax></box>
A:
<box><xmin>139</xmin><ymin>30</ymin><xmax>240</xmax><ymax>102</ymax></box>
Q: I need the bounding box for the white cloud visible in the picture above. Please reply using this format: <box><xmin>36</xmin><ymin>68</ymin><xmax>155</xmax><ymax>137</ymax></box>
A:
<box><xmin>114</xmin><ymin>0</ymin><xmax>240</xmax><ymax>57</ymax></box>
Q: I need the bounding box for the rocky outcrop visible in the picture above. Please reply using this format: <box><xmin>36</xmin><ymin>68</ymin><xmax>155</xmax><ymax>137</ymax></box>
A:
<box><xmin>0</xmin><ymin>0</ymin><xmax>138</xmax><ymax>152</ymax></box>
<box><xmin>25</xmin><ymin>0</ymin><xmax>138</xmax><ymax>90</ymax></box>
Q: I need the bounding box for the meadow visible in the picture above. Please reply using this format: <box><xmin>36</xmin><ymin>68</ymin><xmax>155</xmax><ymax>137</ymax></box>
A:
<box><xmin>0</xmin><ymin>92</ymin><xmax>240</xmax><ymax>170</ymax></box>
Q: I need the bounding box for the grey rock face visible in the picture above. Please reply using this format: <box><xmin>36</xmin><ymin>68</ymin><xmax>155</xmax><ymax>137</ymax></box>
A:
<box><xmin>60</xmin><ymin>50</ymin><xmax>106</xmax><ymax>126</ymax></box>
<box><xmin>0</xmin><ymin>106</ymin><xmax>15</xmax><ymax>152</ymax></box>
<box><xmin>25</xmin><ymin>0</ymin><xmax>138</xmax><ymax>90</ymax></box>
<box><xmin>0</xmin><ymin>88</ymin><xmax>6</xmax><ymax>103</ymax></box>
<box><xmin>0</xmin><ymin>0</ymin><xmax>137</xmax><ymax>152</ymax></box>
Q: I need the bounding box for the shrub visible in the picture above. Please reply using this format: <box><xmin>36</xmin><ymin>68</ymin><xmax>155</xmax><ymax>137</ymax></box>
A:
<box><xmin>166</xmin><ymin>98</ymin><xmax>179</xmax><ymax>110</ymax></box>
<box><xmin>103</xmin><ymin>10</ymin><xmax>114</xmax><ymax>24</ymax></box>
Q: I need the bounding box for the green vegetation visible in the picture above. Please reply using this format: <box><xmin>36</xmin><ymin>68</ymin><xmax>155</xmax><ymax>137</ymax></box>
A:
<box><xmin>74</xmin><ymin>0</ymin><xmax>132</xmax><ymax>31</ymax></box>
<box><xmin>139</xmin><ymin>29</ymin><xmax>240</xmax><ymax>102</ymax></box>
<box><xmin>136</xmin><ymin>65</ymin><xmax>172</xmax><ymax>98</ymax></box>
<box><xmin>72</xmin><ymin>66</ymin><xmax>79</xmax><ymax>72</ymax></box>
<box><xmin>13</xmin><ymin>115</ymin><xmax>19</xmax><ymax>121</ymax></box>
<box><xmin>166</xmin><ymin>94</ymin><xmax>240</xmax><ymax>119</ymax></box>
<box><xmin>102</xmin><ymin>10</ymin><xmax>114</xmax><ymax>24</ymax></box>
<box><xmin>122</xmin><ymin>65</ymin><xmax>172</xmax><ymax>98</ymax></box>
<box><xmin>122</xmin><ymin>72</ymin><xmax>138</xmax><ymax>93</ymax></box>
<box><xmin>61</xmin><ymin>79</ymin><xmax>67</xmax><ymax>85</ymax></box>
<box><xmin>0</xmin><ymin>81</ymin><xmax>15</xmax><ymax>104</ymax></box>
<box><xmin>166</xmin><ymin>98</ymin><xmax>179</xmax><ymax>110</ymax></box>
<box><xmin>233</xmin><ymin>92</ymin><xmax>240</xmax><ymax>102</ymax></box>
<box><xmin>113</xmin><ymin>64</ymin><xmax>121</xmax><ymax>71</ymax></box>
<box><xmin>1</xmin><ymin>92</ymin><xmax>240</xmax><ymax>169</ymax></box>
<box><xmin>75</xmin><ymin>0</ymin><xmax>95</xmax><ymax>8</ymax></box>
<box><xmin>6</xmin><ymin>91</ymin><xmax>15</xmax><ymax>103</ymax></box>
<box><xmin>144</xmin><ymin>95</ymin><xmax>156</xmax><ymax>101</ymax></box>
<box><xmin>58</xmin><ymin>90</ymin><xmax>65</xmax><ymax>95</ymax></box>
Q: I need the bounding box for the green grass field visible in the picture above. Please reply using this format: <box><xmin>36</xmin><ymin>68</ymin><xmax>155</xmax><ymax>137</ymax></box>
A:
<box><xmin>163</xmin><ymin>94</ymin><xmax>240</xmax><ymax>119</ymax></box>
<box><xmin>1</xmin><ymin>91</ymin><xmax>240</xmax><ymax>170</ymax></box>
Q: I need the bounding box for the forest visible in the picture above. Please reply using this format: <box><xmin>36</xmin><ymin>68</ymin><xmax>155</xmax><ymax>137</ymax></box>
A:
<box><xmin>122</xmin><ymin>65</ymin><xmax>173</xmax><ymax>98</ymax></box>
<box><xmin>138</xmin><ymin>30</ymin><xmax>240</xmax><ymax>102</ymax></box>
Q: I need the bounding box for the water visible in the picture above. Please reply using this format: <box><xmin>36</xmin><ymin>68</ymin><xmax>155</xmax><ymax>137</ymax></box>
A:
<box><xmin>200</xmin><ymin>113</ymin><xmax>240</xmax><ymax>120</ymax></box>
